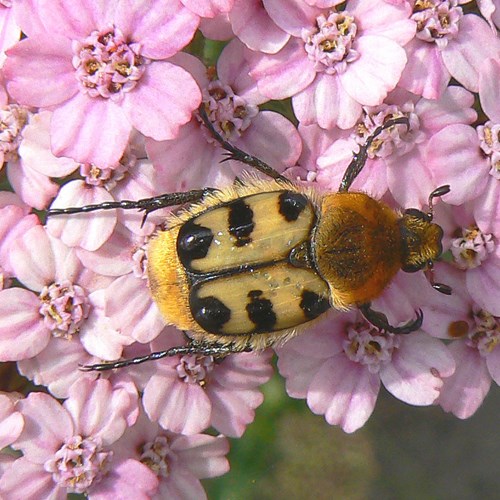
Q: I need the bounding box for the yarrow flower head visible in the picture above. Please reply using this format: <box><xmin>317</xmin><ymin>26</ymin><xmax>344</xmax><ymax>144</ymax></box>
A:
<box><xmin>4</xmin><ymin>0</ymin><xmax>201</xmax><ymax>165</ymax></box>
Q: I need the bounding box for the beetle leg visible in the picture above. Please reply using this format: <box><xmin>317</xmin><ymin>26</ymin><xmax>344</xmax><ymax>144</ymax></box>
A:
<box><xmin>198</xmin><ymin>104</ymin><xmax>287</xmax><ymax>182</ymax></box>
<box><xmin>79</xmin><ymin>340</ymin><xmax>249</xmax><ymax>372</ymax></box>
<box><xmin>359</xmin><ymin>303</ymin><xmax>423</xmax><ymax>335</ymax></box>
<box><xmin>46</xmin><ymin>188</ymin><xmax>217</xmax><ymax>224</ymax></box>
<box><xmin>339</xmin><ymin>116</ymin><xmax>410</xmax><ymax>193</ymax></box>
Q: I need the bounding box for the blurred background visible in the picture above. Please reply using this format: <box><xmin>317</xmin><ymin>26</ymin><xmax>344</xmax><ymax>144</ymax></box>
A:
<box><xmin>205</xmin><ymin>370</ymin><xmax>500</xmax><ymax>500</ymax></box>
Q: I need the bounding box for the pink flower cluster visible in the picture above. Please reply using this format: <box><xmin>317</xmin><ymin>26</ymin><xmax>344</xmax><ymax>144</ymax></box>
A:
<box><xmin>0</xmin><ymin>0</ymin><xmax>498</xmax><ymax>497</ymax></box>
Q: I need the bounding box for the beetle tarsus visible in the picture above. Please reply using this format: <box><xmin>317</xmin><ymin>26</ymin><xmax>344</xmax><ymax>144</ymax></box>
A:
<box><xmin>359</xmin><ymin>303</ymin><xmax>423</xmax><ymax>334</ymax></box>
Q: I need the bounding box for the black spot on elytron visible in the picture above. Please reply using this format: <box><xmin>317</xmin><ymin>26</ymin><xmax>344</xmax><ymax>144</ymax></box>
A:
<box><xmin>246</xmin><ymin>289</ymin><xmax>276</xmax><ymax>332</ymax></box>
<box><xmin>177</xmin><ymin>220</ymin><xmax>214</xmax><ymax>268</ymax></box>
<box><xmin>300</xmin><ymin>290</ymin><xmax>330</xmax><ymax>320</ymax></box>
<box><xmin>190</xmin><ymin>295</ymin><xmax>231</xmax><ymax>334</ymax></box>
<box><xmin>279</xmin><ymin>191</ymin><xmax>308</xmax><ymax>222</ymax></box>
<box><xmin>228</xmin><ymin>198</ymin><xmax>254</xmax><ymax>247</ymax></box>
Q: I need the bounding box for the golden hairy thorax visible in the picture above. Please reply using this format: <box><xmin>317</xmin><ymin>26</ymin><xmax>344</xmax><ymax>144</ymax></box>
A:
<box><xmin>313</xmin><ymin>192</ymin><xmax>402</xmax><ymax>309</ymax></box>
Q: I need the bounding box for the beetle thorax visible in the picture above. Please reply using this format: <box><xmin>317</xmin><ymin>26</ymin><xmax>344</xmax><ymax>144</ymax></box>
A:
<box><xmin>313</xmin><ymin>192</ymin><xmax>402</xmax><ymax>309</ymax></box>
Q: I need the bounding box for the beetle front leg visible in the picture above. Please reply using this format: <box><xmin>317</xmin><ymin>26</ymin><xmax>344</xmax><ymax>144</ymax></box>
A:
<box><xmin>339</xmin><ymin>116</ymin><xmax>410</xmax><ymax>193</ymax></box>
<box><xmin>359</xmin><ymin>302</ymin><xmax>423</xmax><ymax>335</ymax></box>
<box><xmin>198</xmin><ymin>104</ymin><xmax>288</xmax><ymax>182</ymax></box>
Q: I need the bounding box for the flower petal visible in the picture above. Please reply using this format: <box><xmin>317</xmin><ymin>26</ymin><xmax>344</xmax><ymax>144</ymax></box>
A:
<box><xmin>381</xmin><ymin>332</ymin><xmax>455</xmax><ymax>406</ymax></box>
<box><xmin>307</xmin><ymin>355</ymin><xmax>379</xmax><ymax>433</ymax></box>
<box><xmin>4</xmin><ymin>35</ymin><xmax>76</xmax><ymax>107</ymax></box>
<box><xmin>122</xmin><ymin>61</ymin><xmax>201</xmax><ymax>141</ymax></box>
<box><xmin>51</xmin><ymin>92</ymin><xmax>131</xmax><ymax>165</ymax></box>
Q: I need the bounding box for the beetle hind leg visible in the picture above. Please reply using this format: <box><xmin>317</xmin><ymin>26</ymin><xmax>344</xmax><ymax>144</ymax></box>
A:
<box><xmin>79</xmin><ymin>340</ymin><xmax>252</xmax><ymax>372</ymax></box>
<box><xmin>198</xmin><ymin>104</ymin><xmax>287</xmax><ymax>182</ymax></box>
<box><xmin>359</xmin><ymin>303</ymin><xmax>423</xmax><ymax>335</ymax></box>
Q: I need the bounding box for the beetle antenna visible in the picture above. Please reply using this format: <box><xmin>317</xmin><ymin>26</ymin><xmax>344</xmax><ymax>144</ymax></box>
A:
<box><xmin>425</xmin><ymin>261</ymin><xmax>452</xmax><ymax>295</ymax></box>
<box><xmin>427</xmin><ymin>185</ymin><xmax>450</xmax><ymax>221</ymax></box>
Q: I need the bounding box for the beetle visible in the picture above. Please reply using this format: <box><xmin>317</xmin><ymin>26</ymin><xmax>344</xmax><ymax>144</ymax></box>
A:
<box><xmin>48</xmin><ymin>105</ymin><xmax>451</xmax><ymax>371</ymax></box>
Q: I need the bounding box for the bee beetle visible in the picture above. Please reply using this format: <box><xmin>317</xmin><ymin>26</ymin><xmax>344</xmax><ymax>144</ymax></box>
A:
<box><xmin>48</xmin><ymin>105</ymin><xmax>451</xmax><ymax>371</ymax></box>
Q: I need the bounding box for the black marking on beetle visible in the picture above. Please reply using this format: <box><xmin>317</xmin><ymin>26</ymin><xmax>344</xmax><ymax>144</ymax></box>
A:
<box><xmin>279</xmin><ymin>191</ymin><xmax>308</xmax><ymax>222</ymax></box>
<box><xmin>246</xmin><ymin>289</ymin><xmax>277</xmax><ymax>332</ymax></box>
<box><xmin>177</xmin><ymin>219</ymin><xmax>214</xmax><ymax>268</ymax></box>
<box><xmin>300</xmin><ymin>290</ymin><xmax>330</xmax><ymax>320</ymax></box>
<box><xmin>228</xmin><ymin>198</ymin><xmax>254</xmax><ymax>247</ymax></box>
<box><xmin>190</xmin><ymin>295</ymin><xmax>231</xmax><ymax>334</ymax></box>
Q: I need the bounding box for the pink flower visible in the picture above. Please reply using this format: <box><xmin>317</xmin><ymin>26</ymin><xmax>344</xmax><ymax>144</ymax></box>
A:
<box><xmin>315</xmin><ymin>85</ymin><xmax>476</xmax><ymax>205</ymax></box>
<box><xmin>4</xmin><ymin>0</ymin><xmax>201</xmax><ymax>165</ymax></box>
<box><xmin>0</xmin><ymin>192</ymin><xmax>38</xmax><ymax>279</ymax></box>
<box><xmin>0</xmin><ymin>378</ymin><xmax>157</xmax><ymax>498</ymax></box>
<box><xmin>0</xmin><ymin>2</ymin><xmax>20</xmax><ymax>65</ymax></box>
<box><xmin>142</xmin><ymin>329</ymin><xmax>274</xmax><ymax>437</ymax></box>
<box><xmin>113</xmin><ymin>407</ymin><xmax>230</xmax><ymax>499</ymax></box>
<box><xmin>0</xmin><ymin>393</ymin><xmax>23</xmax><ymax>450</ymax></box>
<box><xmin>399</xmin><ymin>0</ymin><xmax>500</xmax><ymax>98</ymax></box>
<box><xmin>182</xmin><ymin>0</ymin><xmax>234</xmax><ymax>18</ymax></box>
<box><xmin>147</xmin><ymin>41</ymin><xmax>302</xmax><ymax>193</ymax></box>
<box><xmin>277</xmin><ymin>299</ymin><xmax>455</xmax><ymax>433</ymax></box>
<box><xmin>246</xmin><ymin>0</ymin><xmax>415</xmax><ymax>129</ymax></box>
<box><xmin>0</xmin><ymin>224</ymin><xmax>117</xmax><ymax>398</ymax></box>
<box><xmin>228</xmin><ymin>0</ymin><xmax>290</xmax><ymax>54</ymax></box>
<box><xmin>420</xmin><ymin>265</ymin><xmax>499</xmax><ymax>418</ymax></box>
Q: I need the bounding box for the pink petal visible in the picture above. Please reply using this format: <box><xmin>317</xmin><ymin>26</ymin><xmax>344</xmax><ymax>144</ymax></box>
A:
<box><xmin>17</xmin><ymin>0</ymin><xmax>111</xmax><ymax>39</ymax></box>
<box><xmin>478</xmin><ymin>57</ymin><xmax>500</xmax><ymax>122</ymax></box>
<box><xmin>122</xmin><ymin>61</ymin><xmax>201</xmax><ymax>141</ymax></box>
<box><xmin>116</xmin><ymin>0</ymin><xmax>199</xmax><ymax>59</ymax></box>
<box><xmin>441</xmin><ymin>14</ymin><xmax>500</xmax><ymax>93</ymax></box>
<box><xmin>7</xmin><ymin>161</ymin><xmax>58</xmax><ymax>210</ymax></box>
<box><xmin>466</xmin><ymin>251</ymin><xmax>500</xmax><ymax>316</ymax></box>
<box><xmin>293</xmin><ymin>73</ymin><xmax>362</xmax><ymax>129</ymax></box>
<box><xmin>146</xmin><ymin>120</ymin><xmax>217</xmax><ymax>192</ymax></box>
<box><xmin>426</xmin><ymin>124</ymin><xmax>489</xmax><ymax>204</ymax></box>
<box><xmin>339</xmin><ymin>35</ymin><xmax>406</xmax><ymax>106</ymax></box>
<box><xmin>9</xmin><ymin>225</ymin><xmax>56</xmax><ymax>290</ymax></box>
<box><xmin>0</xmin><ymin>6</ymin><xmax>21</xmax><ymax>65</ymax></box>
<box><xmin>248</xmin><ymin>37</ymin><xmax>316</xmax><ymax>99</ymax></box>
<box><xmin>104</xmin><ymin>274</ymin><xmax>165</xmax><ymax>343</ymax></box>
<box><xmin>18</xmin><ymin>337</ymin><xmax>92</xmax><ymax>399</ymax></box>
<box><xmin>398</xmin><ymin>39</ymin><xmax>450</xmax><ymax>99</ymax></box>
<box><xmin>15</xmin><ymin>392</ymin><xmax>74</xmax><ymax>461</ymax></box>
<box><xmin>208</xmin><ymin>384</ymin><xmax>263</xmax><ymax>437</ymax></box>
<box><xmin>263</xmin><ymin>0</ymin><xmax>319</xmax><ymax>37</ymax></box>
<box><xmin>307</xmin><ymin>355</ymin><xmax>380</xmax><ymax>433</ymax></box>
<box><xmin>486</xmin><ymin>346</ymin><xmax>500</xmax><ymax>385</ymax></box>
<box><xmin>472</xmin><ymin>178</ymin><xmax>500</xmax><ymax>235</ymax></box>
<box><xmin>199</xmin><ymin>13</ymin><xmax>234</xmax><ymax>40</ymax></box>
<box><xmin>0</xmin><ymin>394</ymin><xmax>23</xmax><ymax>449</ymax></box>
<box><xmin>172</xmin><ymin>434</ymin><xmax>230</xmax><ymax>478</ymax></box>
<box><xmin>143</xmin><ymin>372</ymin><xmax>211</xmax><ymax>434</ymax></box>
<box><xmin>182</xmin><ymin>0</ymin><xmax>233</xmax><ymax>18</ymax></box>
<box><xmin>91</xmin><ymin>458</ymin><xmax>159</xmax><ymax>500</ymax></box>
<box><xmin>352</xmin><ymin>0</ymin><xmax>415</xmax><ymax>44</ymax></box>
<box><xmin>157</xmin><ymin>468</ymin><xmax>206</xmax><ymax>500</ymax></box>
<box><xmin>65</xmin><ymin>378</ymin><xmax>133</xmax><ymax>446</ymax></box>
<box><xmin>381</xmin><ymin>332</ymin><xmax>455</xmax><ymax>406</ymax></box>
<box><xmin>236</xmin><ymin>110</ymin><xmax>302</xmax><ymax>171</ymax></box>
<box><xmin>19</xmin><ymin>111</ymin><xmax>79</xmax><ymax>178</ymax></box>
<box><xmin>51</xmin><ymin>92</ymin><xmax>131</xmax><ymax>165</ymax></box>
<box><xmin>76</xmin><ymin>223</ymin><xmax>136</xmax><ymax>277</ymax></box>
<box><xmin>217</xmin><ymin>39</ymin><xmax>267</xmax><ymax>104</ymax></box>
<box><xmin>438</xmin><ymin>342</ymin><xmax>491</xmax><ymax>419</ymax></box>
<box><xmin>0</xmin><ymin>457</ymin><xmax>64</xmax><ymax>500</ymax></box>
<box><xmin>47</xmin><ymin>180</ymin><xmax>117</xmax><ymax>251</ymax></box>
<box><xmin>4</xmin><ymin>35</ymin><xmax>76</xmax><ymax>107</ymax></box>
<box><xmin>416</xmin><ymin>85</ymin><xmax>476</xmax><ymax>135</ymax></box>
<box><xmin>230</xmin><ymin>0</ymin><xmax>289</xmax><ymax>54</ymax></box>
<box><xmin>387</xmin><ymin>148</ymin><xmax>435</xmax><ymax>208</ymax></box>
